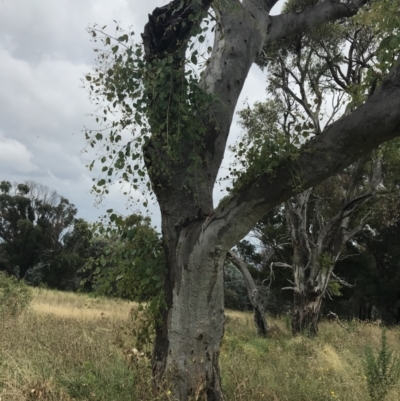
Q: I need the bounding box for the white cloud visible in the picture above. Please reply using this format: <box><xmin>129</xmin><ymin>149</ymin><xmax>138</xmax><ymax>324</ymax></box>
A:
<box><xmin>0</xmin><ymin>131</ymin><xmax>38</xmax><ymax>173</ymax></box>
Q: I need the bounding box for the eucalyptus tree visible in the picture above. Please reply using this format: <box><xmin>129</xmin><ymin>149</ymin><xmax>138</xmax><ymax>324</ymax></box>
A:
<box><xmin>238</xmin><ymin>7</ymin><xmax>390</xmax><ymax>335</ymax></box>
<box><xmin>85</xmin><ymin>0</ymin><xmax>400</xmax><ymax>398</ymax></box>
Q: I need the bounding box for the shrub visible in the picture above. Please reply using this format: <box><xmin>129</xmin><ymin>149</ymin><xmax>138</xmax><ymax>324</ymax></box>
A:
<box><xmin>0</xmin><ymin>271</ymin><xmax>32</xmax><ymax>318</ymax></box>
<box><xmin>363</xmin><ymin>328</ymin><xmax>400</xmax><ymax>400</ymax></box>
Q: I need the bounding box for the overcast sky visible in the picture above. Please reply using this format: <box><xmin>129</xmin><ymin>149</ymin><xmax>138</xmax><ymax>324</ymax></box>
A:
<box><xmin>0</xmin><ymin>0</ymin><xmax>284</xmax><ymax>229</ymax></box>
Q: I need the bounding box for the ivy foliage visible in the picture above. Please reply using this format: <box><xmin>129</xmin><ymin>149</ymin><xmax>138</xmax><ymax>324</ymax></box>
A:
<box><xmin>228</xmin><ymin>100</ymin><xmax>302</xmax><ymax>191</ymax></box>
<box><xmin>84</xmin><ymin>9</ymin><xmax>215</xmax><ymax>205</ymax></box>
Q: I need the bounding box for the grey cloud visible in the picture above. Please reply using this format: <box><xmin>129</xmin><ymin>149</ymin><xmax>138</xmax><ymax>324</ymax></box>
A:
<box><xmin>0</xmin><ymin>0</ymin><xmax>271</xmax><ymax>227</ymax></box>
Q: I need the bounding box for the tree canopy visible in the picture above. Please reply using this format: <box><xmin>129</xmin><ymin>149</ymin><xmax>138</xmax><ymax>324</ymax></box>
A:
<box><xmin>0</xmin><ymin>180</ymin><xmax>91</xmax><ymax>288</ymax></box>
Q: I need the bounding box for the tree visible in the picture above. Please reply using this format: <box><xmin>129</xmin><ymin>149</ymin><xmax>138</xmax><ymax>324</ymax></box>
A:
<box><xmin>237</xmin><ymin>4</ymin><xmax>397</xmax><ymax>335</ymax></box>
<box><xmin>239</xmin><ymin>107</ymin><xmax>383</xmax><ymax>336</ymax></box>
<box><xmin>39</xmin><ymin>218</ymin><xmax>93</xmax><ymax>290</ymax></box>
<box><xmin>0</xmin><ymin>180</ymin><xmax>78</xmax><ymax>280</ymax></box>
<box><xmin>85</xmin><ymin>0</ymin><xmax>400</xmax><ymax>398</ymax></box>
<box><xmin>81</xmin><ymin>213</ymin><xmax>164</xmax><ymax>304</ymax></box>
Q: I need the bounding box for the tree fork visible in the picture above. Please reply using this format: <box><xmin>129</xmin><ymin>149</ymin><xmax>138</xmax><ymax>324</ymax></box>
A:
<box><xmin>137</xmin><ymin>0</ymin><xmax>397</xmax><ymax>399</ymax></box>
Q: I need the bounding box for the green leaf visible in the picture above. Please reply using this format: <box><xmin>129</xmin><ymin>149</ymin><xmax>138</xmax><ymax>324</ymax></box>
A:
<box><xmin>389</xmin><ymin>36</ymin><xmax>400</xmax><ymax>49</ymax></box>
<box><xmin>117</xmin><ymin>34</ymin><xmax>128</xmax><ymax>42</ymax></box>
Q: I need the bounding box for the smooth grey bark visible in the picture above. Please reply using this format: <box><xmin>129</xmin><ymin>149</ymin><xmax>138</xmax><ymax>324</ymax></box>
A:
<box><xmin>286</xmin><ymin>155</ymin><xmax>382</xmax><ymax>335</ymax></box>
<box><xmin>140</xmin><ymin>0</ymin><xmax>399</xmax><ymax>399</ymax></box>
<box><xmin>227</xmin><ymin>250</ymin><xmax>269</xmax><ymax>337</ymax></box>
<box><xmin>253</xmin><ymin>18</ymin><xmax>382</xmax><ymax>335</ymax></box>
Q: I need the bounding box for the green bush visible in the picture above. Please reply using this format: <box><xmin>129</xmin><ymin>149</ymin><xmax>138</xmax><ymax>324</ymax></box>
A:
<box><xmin>0</xmin><ymin>271</ymin><xmax>32</xmax><ymax>318</ymax></box>
<box><xmin>363</xmin><ymin>328</ymin><xmax>400</xmax><ymax>400</ymax></box>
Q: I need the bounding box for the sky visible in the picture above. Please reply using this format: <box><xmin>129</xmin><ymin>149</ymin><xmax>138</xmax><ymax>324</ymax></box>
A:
<box><xmin>0</xmin><ymin>0</ymin><xmax>284</xmax><ymax>229</ymax></box>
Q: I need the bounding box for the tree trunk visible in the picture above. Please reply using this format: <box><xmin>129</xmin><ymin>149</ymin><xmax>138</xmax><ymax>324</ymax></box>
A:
<box><xmin>152</xmin><ymin>212</ymin><xmax>226</xmax><ymax>401</ymax></box>
<box><xmin>227</xmin><ymin>250</ymin><xmax>269</xmax><ymax>337</ymax></box>
<box><xmin>292</xmin><ymin>287</ymin><xmax>324</xmax><ymax>336</ymax></box>
<box><xmin>291</xmin><ymin>255</ymin><xmax>329</xmax><ymax>336</ymax></box>
<box><xmin>137</xmin><ymin>0</ymin><xmax>400</xmax><ymax>398</ymax></box>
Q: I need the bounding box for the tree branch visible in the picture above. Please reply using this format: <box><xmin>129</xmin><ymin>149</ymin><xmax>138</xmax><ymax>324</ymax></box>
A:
<box><xmin>243</xmin><ymin>0</ymin><xmax>280</xmax><ymax>13</ymax></box>
<box><xmin>142</xmin><ymin>0</ymin><xmax>213</xmax><ymax>60</ymax></box>
<box><xmin>226</xmin><ymin>250</ymin><xmax>269</xmax><ymax>336</ymax></box>
<box><xmin>197</xmin><ymin>0</ymin><xmax>368</xmax><ymax>197</ymax></box>
<box><xmin>208</xmin><ymin>54</ymin><xmax>400</xmax><ymax>251</ymax></box>
<box><xmin>272</xmin><ymin>262</ymin><xmax>293</xmax><ymax>270</ymax></box>
<box><xmin>267</xmin><ymin>0</ymin><xmax>367</xmax><ymax>45</ymax></box>
<box><xmin>330</xmin><ymin>271</ymin><xmax>355</xmax><ymax>288</ymax></box>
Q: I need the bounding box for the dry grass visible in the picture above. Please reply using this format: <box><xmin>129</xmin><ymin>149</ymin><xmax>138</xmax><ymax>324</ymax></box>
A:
<box><xmin>1</xmin><ymin>289</ymin><xmax>400</xmax><ymax>401</ymax></box>
<box><xmin>30</xmin><ymin>288</ymin><xmax>136</xmax><ymax>321</ymax></box>
<box><xmin>0</xmin><ymin>289</ymin><xmax>145</xmax><ymax>401</ymax></box>
<box><xmin>222</xmin><ymin>312</ymin><xmax>400</xmax><ymax>401</ymax></box>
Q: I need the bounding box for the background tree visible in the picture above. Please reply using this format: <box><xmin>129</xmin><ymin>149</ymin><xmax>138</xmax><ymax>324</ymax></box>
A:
<box><xmin>235</xmin><ymin>0</ymin><xmax>400</xmax><ymax>335</ymax></box>
<box><xmin>81</xmin><ymin>213</ymin><xmax>164</xmax><ymax>304</ymax></box>
<box><xmin>326</xmin><ymin>148</ymin><xmax>400</xmax><ymax>325</ymax></box>
<box><xmin>37</xmin><ymin>218</ymin><xmax>93</xmax><ymax>290</ymax></box>
<box><xmin>85</xmin><ymin>0</ymin><xmax>400</xmax><ymax>398</ymax></box>
<box><xmin>0</xmin><ymin>180</ymin><xmax>84</xmax><ymax>285</ymax></box>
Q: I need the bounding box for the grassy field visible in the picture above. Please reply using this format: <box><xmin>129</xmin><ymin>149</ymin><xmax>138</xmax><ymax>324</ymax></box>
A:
<box><xmin>1</xmin><ymin>288</ymin><xmax>400</xmax><ymax>401</ymax></box>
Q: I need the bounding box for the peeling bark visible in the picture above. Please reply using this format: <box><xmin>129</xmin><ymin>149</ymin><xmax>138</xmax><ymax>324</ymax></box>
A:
<box><xmin>292</xmin><ymin>284</ymin><xmax>324</xmax><ymax>336</ymax></box>
<box><xmin>291</xmin><ymin>258</ymin><xmax>329</xmax><ymax>336</ymax></box>
<box><xmin>286</xmin><ymin>155</ymin><xmax>382</xmax><ymax>335</ymax></box>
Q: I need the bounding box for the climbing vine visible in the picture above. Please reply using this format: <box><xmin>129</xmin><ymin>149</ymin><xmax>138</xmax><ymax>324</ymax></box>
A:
<box><xmin>84</xmin><ymin>4</ymin><xmax>216</xmax><ymax>206</ymax></box>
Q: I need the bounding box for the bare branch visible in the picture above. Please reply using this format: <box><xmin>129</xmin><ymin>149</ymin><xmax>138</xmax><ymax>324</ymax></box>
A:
<box><xmin>272</xmin><ymin>262</ymin><xmax>293</xmax><ymax>270</ymax></box>
<box><xmin>327</xmin><ymin>311</ymin><xmax>349</xmax><ymax>331</ymax></box>
<box><xmin>343</xmin><ymin>210</ymin><xmax>372</xmax><ymax>241</ymax></box>
<box><xmin>330</xmin><ymin>271</ymin><xmax>355</xmax><ymax>288</ymax></box>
